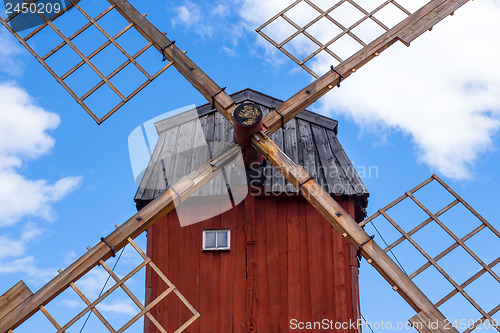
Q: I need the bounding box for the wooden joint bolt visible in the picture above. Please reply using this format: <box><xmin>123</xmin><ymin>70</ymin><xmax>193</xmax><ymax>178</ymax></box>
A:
<box><xmin>393</xmin><ymin>286</ymin><xmax>399</xmax><ymax>291</ymax></box>
<box><xmin>342</xmin><ymin>232</ymin><xmax>348</xmax><ymax>238</ymax></box>
<box><xmin>367</xmin><ymin>259</ymin><xmax>373</xmax><ymax>264</ymax></box>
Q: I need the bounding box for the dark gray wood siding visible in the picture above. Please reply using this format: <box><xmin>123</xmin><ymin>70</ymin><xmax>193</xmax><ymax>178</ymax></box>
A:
<box><xmin>135</xmin><ymin>89</ymin><xmax>368</xmax><ymax>208</ymax></box>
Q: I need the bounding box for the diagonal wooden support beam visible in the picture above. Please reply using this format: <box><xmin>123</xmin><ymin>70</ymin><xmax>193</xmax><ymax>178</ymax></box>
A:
<box><xmin>261</xmin><ymin>0</ymin><xmax>470</xmax><ymax>135</ymax></box>
<box><xmin>105</xmin><ymin>0</ymin><xmax>236</xmax><ymax>123</ymax></box>
<box><xmin>251</xmin><ymin>132</ymin><xmax>458</xmax><ymax>333</ymax></box>
<box><xmin>0</xmin><ymin>144</ymin><xmax>241</xmax><ymax>332</ymax></box>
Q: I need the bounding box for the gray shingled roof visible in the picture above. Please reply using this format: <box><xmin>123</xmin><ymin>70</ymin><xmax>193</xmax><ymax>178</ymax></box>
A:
<box><xmin>135</xmin><ymin>88</ymin><xmax>368</xmax><ymax>209</ymax></box>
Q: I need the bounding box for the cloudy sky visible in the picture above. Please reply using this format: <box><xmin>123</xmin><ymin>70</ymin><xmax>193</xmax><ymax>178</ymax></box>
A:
<box><xmin>1</xmin><ymin>0</ymin><xmax>499</xmax><ymax>331</ymax></box>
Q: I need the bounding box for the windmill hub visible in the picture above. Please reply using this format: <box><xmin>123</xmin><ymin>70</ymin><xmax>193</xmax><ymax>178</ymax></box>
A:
<box><xmin>233</xmin><ymin>102</ymin><xmax>264</xmax><ymax>168</ymax></box>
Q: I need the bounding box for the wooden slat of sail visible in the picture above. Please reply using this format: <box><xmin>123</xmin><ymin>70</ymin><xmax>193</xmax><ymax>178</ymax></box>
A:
<box><xmin>0</xmin><ymin>281</ymin><xmax>33</xmax><ymax>321</ymax></box>
<box><xmin>261</xmin><ymin>0</ymin><xmax>472</xmax><ymax>135</ymax></box>
<box><xmin>106</xmin><ymin>0</ymin><xmax>237</xmax><ymax>122</ymax></box>
<box><xmin>0</xmin><ymin>144</ymin><xmax>240</xmax><ymax>332</ymax></box>
<box><xmin>251</xmin><ymin>132</ymin><xmax>458</xmax><ymax>333</ymax></box>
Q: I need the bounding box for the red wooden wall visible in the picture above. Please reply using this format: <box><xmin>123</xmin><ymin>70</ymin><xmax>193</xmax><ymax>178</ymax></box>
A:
<box><xmin>145</xmin><ymin>193</ymin><xmax>361</xmax><ymax>333</ymax></box>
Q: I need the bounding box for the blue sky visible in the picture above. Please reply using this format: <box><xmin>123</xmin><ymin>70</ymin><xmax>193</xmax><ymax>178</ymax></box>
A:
<box><xmin>1</xmin><ymin>0</ymin><xmax>500</xmax><ymax>332</ymax></box>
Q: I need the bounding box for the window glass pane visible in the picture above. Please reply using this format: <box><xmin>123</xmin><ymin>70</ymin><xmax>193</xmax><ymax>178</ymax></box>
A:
<box><xmin>205</xmin><ymin>231</ymin><xmax>216</xmax><ymax>248</ymax></box>
<box><xmin>217</xmin><ymin>231</ymin><xmax>228</xmax><ymax>248</ymax></box>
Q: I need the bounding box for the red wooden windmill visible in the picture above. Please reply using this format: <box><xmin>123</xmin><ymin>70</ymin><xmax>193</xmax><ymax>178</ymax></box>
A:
<box><xmin>1</xmin><ymin>0</ymin><xmax>499</xmax><ymax>332</ymax></box>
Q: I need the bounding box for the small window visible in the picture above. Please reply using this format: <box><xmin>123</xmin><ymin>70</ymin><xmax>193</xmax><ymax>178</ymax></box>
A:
<box><xmin>203</xmin><ymin>229</ymin><xmax>230</xmax><ymax>251</ymax></box>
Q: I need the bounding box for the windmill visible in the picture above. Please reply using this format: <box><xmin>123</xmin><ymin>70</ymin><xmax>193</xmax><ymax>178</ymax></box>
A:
<box><xmin>0</xmin><ymin>0</ymin><xmax>499</xmax><ymax>332</ymax></box>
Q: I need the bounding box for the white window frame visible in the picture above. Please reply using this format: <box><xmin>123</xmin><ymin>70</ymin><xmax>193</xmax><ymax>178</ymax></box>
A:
<box><xmin>202</xmin><ymin>229</ymin><xmax>231</xmax><ymax>251</ymax></box>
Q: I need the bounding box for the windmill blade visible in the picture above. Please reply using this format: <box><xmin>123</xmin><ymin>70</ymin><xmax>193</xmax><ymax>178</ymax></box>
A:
<box><xmin>251</xmin><ymin>132</ymin><xmax>458</xmax><ymax>333</ymax></box>
<box><xmin>258</xmin><ymin>0</ymin><xmax>469</xmax><ymax>135</ymax></box>
<box><xmin>106</xmin><ymin>0</ymin><xmax>236</xmax><ymax>122</ymax></box>
<box><xmin>0</xmin><ymin>0</ymin><xmax>236</xmax><ymax>124</ymax></box>
<box><xmin>360</xmin><ymin>174</ymin><xmax>500</xmax><ymax>332</ymax></box>
<box><xmin>0</xmin><ymin>143</ymin><xmax>241</xmax><ymax>332</ymax></box>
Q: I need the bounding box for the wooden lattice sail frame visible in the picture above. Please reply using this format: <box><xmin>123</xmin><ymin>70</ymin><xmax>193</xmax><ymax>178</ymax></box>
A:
<box><xmin>0</xmin><ymin>0</ymin><xmax>175</xmax><ymax>124</ymax></box>
<box><xmin>0</xmin><ymin>0</ymin><xmax>485</xmax><ymax>332</ymax></box>
<box><xmin>361</xmin><ymin>175</ymin><xmax>500</xmax><ymax>332</ymax></box>
<box><xmin>0</xmin><ymin>237</ymin><xmax>200</xmax><ymax>333</ymax></box>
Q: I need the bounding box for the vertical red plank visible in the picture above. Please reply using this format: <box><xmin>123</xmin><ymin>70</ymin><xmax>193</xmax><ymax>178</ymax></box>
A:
<box><xmin>277</xmin><ymin>197</ymin><xmax>289</xmax><ymax>332</ymax></box>
<box><xmin>264</xmin><ymin>196</ymin><xmax>281</xmax><ymax>332</ymax></box>
<box><xmin>220</xmin><ymin>205</ymin><xmax>235</xmax><ymax>332</ymax></box>
<box><xmin>333</xmin><ymin>210</ymin><xmax>349</xmax><ymax>330</ymax></box>
<box><xmin>233</xmin><ymin>201</ymin><xmax>247</xmax><ymax>332</ymax></box>
<box><xmin>213</xmin><ymin>207</ymin><xmax>222</xmax><ymax>332</ymax></box>
<box><xmin>348</xmin><ymin>198</ymin><xmax>361</xmax><ymax>332</ymax></box>
<box><xmin>306</xmin><ymin>202</ymin><xmax>326</xmax><ymax>323</ymax></box>
<box><xmin>185</xmin><ymin>201</ymin><xmax>202</xmax><ymax>333</ymax></box>
<box><xmin>287</xmin><ymin>196</ymin><xmax>302</xmax><ymax>326</ymax></box>
<box><xmin>317</xmin><ymin>203</ymin><xmax>335</xmax><ymax>325</ymax></box>
<box><xmin>255</xmin><ymin>196</ymin><xmax>270</xmax><ymax>331</ymax></box>
<box><xmin>298</xmin><ymin>198</ymin><xmax>313</xmax><ymax>329</ymax></box>
<box><xmin>199</xmin><ymin>213</ymin><xmax>215</xmax><ymax>331</ymax></box>
<box><xmin>244</xmin><ymin>193</ymin><xmax>257</xmax><ymax>332</ymax></box>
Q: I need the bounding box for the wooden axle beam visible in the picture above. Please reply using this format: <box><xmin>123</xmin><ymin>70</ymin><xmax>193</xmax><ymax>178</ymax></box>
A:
<box><xmin>0</xmin><ymin>144</ymin><xmax>241</xmax><ymax>332</ymax></box>
<box><xmin>262</xmin><ymin>0</ymin><xmax>470</xmax><ymax>135</ymax></box>
<box><xmin>106</xmin><ymin>0</ymin><xmax>236</xmax><ymax>123</ymax></box>
<box><xmin>251</xmin><ymin>132</ymin><xmax>458</xmax><ymax>333</ymax></box>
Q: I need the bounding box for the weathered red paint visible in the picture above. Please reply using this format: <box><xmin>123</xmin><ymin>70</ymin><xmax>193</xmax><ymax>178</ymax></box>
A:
<box><xmin>145</xmin><ymin>192</ymin><xmax>361</xmax><ymax>333</ymax></box>
<box><xmin>233</xmin><ymin>103</ymin><xmax>264</xmax><ymax>168</ymax></box>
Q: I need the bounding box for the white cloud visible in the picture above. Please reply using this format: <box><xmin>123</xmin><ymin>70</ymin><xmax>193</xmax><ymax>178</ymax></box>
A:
<box><xmin>0</xmin><ymin>82</ymin><xmax>82</xmax><ymax>226</ymax></box>
<box><xmin>171</xmin><ymin>1</ymin><xmax>214</xmax><ymax>38</ymax></box>
<box><xmin>75</xmin><ymin>268</ymin><xmax>109</xmax><ymax>299</ymax></box>
<box><xmin>59</xmin><ymin>297</ymin><xmax>138</xmax><ymax>316</ymax></box>
<box><xmin>0</xmin><ymin>30</ymin><xmax>24</xmax><ymax>76</ymax></box>
<box><xmin>0</xmin><ymin>223</ymin><xmax>56</xmax><ymax>284</ymax></box>
<box><xmin>170</xmin><ymin>1</ymin><xmax>245</xmax><ymax>47</ymax></box>
<box><xmin>240</xmin><ymin>0</ymin><xmax>500</xmax><ymax>179</ymax></box>
<box><xmin>0</xmin><ymin>256</ymin><xmax>55</xmax><ymax>283</ymax></box>
<box><xmin>310</xmin><ymin>0</ymin><xmax>500</xmax><ymax>179</ymax></box>
<box><xmin>98</xmin><ymin>299</ymin><xmax>138</xmax><ymax>316</ymax></box>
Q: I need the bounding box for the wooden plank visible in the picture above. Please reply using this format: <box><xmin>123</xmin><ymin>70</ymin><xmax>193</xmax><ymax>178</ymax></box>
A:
<box><xmin>311</xmin><ymin>124</ymin><xmax>342</xmax><ymax>195</ymax></box>
<box><xmin>136</xmin><ymin>132</ymin><xmax>166</xmax><ymax>200</ymax></box>
<box><xmin>328</xmin><ymin>132</ymin><xmax>365</xmax><ymax>195</ymax></box>
<box><xmin>251</xmin><ymin>132</ymin><xmax>458</xmax><ymax>333</ymax></box>
<box><xmin>276</xmin><ymin>197</ymin><xmax>289</xmax><ymax>332</ymax></box>
<box><xmin>0</xmin><ymin>144</ymin><xmax>240</xmax><ymax>332</ymax></box>
<box><xmin>0</xmin><ymin>281</ymin><xmax>33</xmax><ymax>321</ymax></box>
<box><xmin>287</xmin><ymin>196</ymin><xmax>302</xmax><ymax>323</ymax></box>
<box><xmin>106</xmin><ymin>0</ymin><xmax>236</xmax><ymax>122</ymax></box>
<box><xmin>294</xmin><ymin>198</ymin><xmax>313</xmax><ymax>325</ymax></box>
<box><xmin>233</xmin><ymin>202</ymin><xmax>247</xmax><ymax>332</ymax></box>
<box><xmin>220</xmin><ymin>207</ymin><xmax>235</xmax><ymax>333</ymax></box>
<box><xmin>306</xmin><ymin>202</ymin><xmax>325</xmax><ymax>323</ymax></box>
<box><xmin>398</xmin><ymin>0</ymin><xmax>470</xmax><ymax>45</ymax></box>
<box><xmin>297</xmin><ymin>119</ymin><xmax>319</xmax><ymax>189</ymax></box>
<box><xmin>283</xmin><ymin>119</ymin><xmax>299</xmax><ymax>193</ymax></box>
<box><xmin>244</xmin><ymin>196</ymin><xmax>257</xmax><ymax>331</ymax></box>
<box><xmin>264</xmin><ymin>197</ymin><xmax>281</xmax><ymax>332</ymax></box>
<box><xmin>261</xmin><ymin>0</ymin><xmax>471</xmax><ymax>135</ymax></box>
<box><xmin>255</xmin><ymin>196</ymin><xmax>270</xmax><ymax>332</ymax></box>
<box><xmin>270</xmin><ymin>128</ymin><xmax>285</xmax><ymax>193</ymax></box>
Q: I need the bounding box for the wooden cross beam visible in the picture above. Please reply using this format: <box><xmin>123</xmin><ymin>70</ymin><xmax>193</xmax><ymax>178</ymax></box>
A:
<box><xmin>0</xmin><ymin>144</ymin><xmax>241</xmax><ymax>332</ymax></box>
<box><xmin>0</xmin><ymin>0</ymin><xmax>473</xmax><ymax>331</ymax></box>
